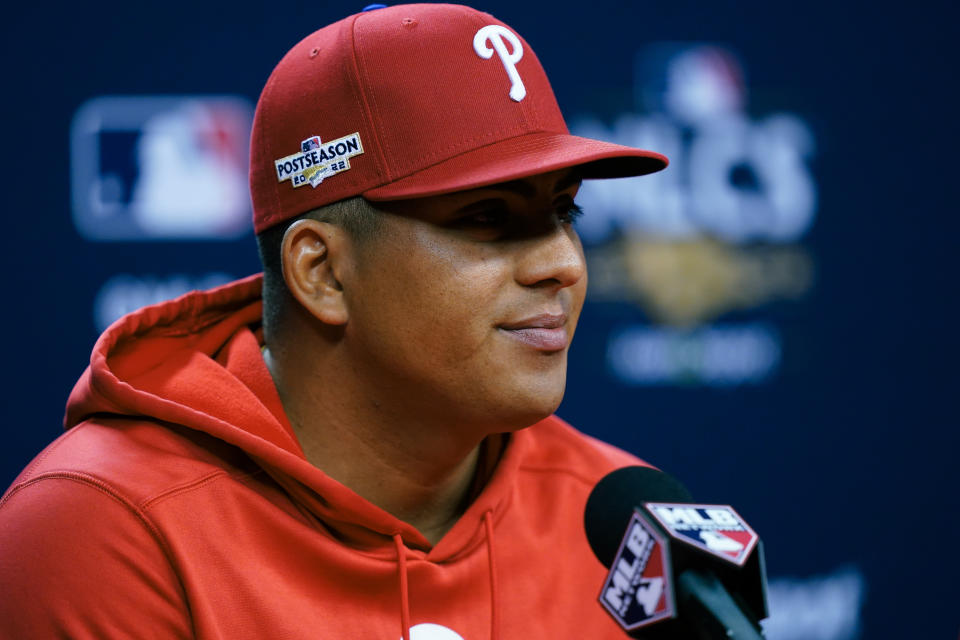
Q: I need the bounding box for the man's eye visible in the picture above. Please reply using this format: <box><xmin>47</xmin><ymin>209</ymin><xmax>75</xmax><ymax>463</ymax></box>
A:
<box><xmin>558</xmin><ymin>203</ymin><xmax>584</xmax><ymax>224</ymax></box>
<box><xmin>458</xmin><ymin>210</ymin><xmax>508</xmax><ymax>227</ymax></box>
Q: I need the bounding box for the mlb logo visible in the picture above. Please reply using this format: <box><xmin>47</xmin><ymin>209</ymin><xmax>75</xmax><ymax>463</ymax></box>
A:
<box><xmin>598</xmin><ymin>511</ymin><xmax>675</xmax><ymax>631</ymax></box>
<box><xmin>645</xmin><ymin>503</ymin><xmax>759</xmax><ymax>566</ymax></box>
<box><xmin>301</xmin><ymin>136</ymin><xmax>321</xmax><ymax>152</ymax></box>
<box><xmin>71</xmin><ymin>95</ymin><xmax>254</xmax><ymax>241</ymax></box>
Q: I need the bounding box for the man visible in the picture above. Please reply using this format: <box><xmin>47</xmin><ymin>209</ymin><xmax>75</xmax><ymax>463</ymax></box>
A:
<box><xmin>0</xmin><ymin>4</ymin><xmax>667</xmax><ymax>639</ymax></box>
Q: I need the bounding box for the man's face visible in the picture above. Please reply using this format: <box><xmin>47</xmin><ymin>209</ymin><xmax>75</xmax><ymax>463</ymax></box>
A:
<box><xmin>342</xmin><ymin>168</ymin><xmax>587</xmax><ymax>434</ymax></box>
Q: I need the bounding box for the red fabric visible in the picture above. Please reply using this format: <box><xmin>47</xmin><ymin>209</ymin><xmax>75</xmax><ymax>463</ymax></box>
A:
<box><xmin>0</xmin><ymin>275</ymin><xmax>650</xmax><ymax>639</ymax></box>
<box><xmin>249</xmin><ymin>4</ymin><xmax>666</xmax><ymax>233</ymax></box>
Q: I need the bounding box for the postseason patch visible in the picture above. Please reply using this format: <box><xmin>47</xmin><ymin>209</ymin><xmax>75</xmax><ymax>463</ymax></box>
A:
<box><xmin>645</xmin><ymin>503</ymin><xmax>759</xmax><ymax>566</ymax></box>
<box><xmin>274</xmin><ymin>133</ymin><xmax>364</xmax><ymax>188</ymax></box>
<box><xmin>598</xmin><ymin>511</ymin><xmax>674</xmax><ymax>632</ymax></box>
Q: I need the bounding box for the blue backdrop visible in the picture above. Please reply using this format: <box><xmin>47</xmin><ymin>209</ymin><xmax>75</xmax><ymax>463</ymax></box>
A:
<box><xmin>2</xmin><ymin>1</ymin><xmax>956</xmax><ymax>638</ymax></box>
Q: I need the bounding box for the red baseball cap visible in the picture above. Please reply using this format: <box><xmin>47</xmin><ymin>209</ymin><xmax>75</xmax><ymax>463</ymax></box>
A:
<box><xmin>250</xmin><ymin>3</ymin><xmax>668</xmax><ymax>233</ymax></box>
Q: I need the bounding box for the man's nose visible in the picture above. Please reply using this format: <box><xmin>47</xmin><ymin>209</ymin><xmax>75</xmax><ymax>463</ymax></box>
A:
<box><xmin>514</xmin><ymin>224</ymin><xmax>586</xmax><ymax>290</ymax></box>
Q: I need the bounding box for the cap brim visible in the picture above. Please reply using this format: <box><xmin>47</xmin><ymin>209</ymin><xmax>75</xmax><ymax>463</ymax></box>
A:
<box><xmin>362</xmin><ymin>131</ymin><xmax>667</xmax><ymax>201</ymax></box>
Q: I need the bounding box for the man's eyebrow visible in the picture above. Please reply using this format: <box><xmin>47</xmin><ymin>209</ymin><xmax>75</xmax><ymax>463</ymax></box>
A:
<box><xmin>483</xmin><ymin>172</ymin><xmax>582</xmax><ymax>198</ymax></box>
<box><xmin>554</xmin><ymin>172</ymin><xmax>584</xmax><ymax>193</ymax></box>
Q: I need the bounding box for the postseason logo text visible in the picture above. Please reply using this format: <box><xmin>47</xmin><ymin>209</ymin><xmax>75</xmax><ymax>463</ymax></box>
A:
<box><xmin>274</xmin><ymin>132</ymin><xmax>364</xmax><ymax>188</ymax></box>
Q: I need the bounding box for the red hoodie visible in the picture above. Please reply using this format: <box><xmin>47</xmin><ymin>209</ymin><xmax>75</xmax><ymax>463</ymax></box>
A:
<box><xmin>0</xmin><ymin>275</ymin><xmax>647</xmax><ymax>639</ymax></box>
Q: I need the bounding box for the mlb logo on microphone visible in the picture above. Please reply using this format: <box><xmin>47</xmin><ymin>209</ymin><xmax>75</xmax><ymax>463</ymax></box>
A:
<box><xmin>598</xmin><ymin>511</ymin><xmax>675</xmax><ymax>631</ymax></box>
<box><xmin>646</xmin><ymin>503</ymin><xmax>759</xmax><ymax>566</ymax></box>
<box><xmin>70</xmin><ymin>95</ymin><xmax>254</xmax><ymax>241</ymax></box>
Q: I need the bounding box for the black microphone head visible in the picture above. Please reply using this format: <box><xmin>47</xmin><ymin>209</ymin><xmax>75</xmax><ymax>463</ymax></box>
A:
<box><xmin>584</xmin><ymin>466</ymin><xmax>694</xmax><ymax>568</ymax></box>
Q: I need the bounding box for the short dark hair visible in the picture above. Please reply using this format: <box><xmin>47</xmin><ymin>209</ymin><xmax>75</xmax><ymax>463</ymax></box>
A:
<box><xmin>256</xmin><ymin>196</ymin><xmax>382</xmax><ymax>338</ymax></box>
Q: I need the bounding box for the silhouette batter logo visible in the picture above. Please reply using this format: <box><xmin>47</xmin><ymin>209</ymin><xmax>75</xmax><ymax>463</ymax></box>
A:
<box><xmin>70</xmin><ymin>95</ymin><xmax>253</xmax><ymax>241</ymax></box>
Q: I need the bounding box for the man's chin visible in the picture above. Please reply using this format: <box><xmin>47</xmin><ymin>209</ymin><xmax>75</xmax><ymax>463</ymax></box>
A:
<box><xmin>495</xmin><ymin>392</ymin><xmax>566</xmax><ymax>432</ymax></box>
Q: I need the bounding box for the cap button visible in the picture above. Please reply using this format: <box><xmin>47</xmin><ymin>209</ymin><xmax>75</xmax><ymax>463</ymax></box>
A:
<box><xmin>362</xmin><ymin>3</ymin><xmax>387</xmax><ymax>10</ymax></box>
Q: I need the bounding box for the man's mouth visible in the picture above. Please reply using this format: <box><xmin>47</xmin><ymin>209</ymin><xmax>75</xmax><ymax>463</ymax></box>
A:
<box><xmin>498</xmin><ymin>313</ymin><xmax>568</xmax><ymax>351</ymax></box>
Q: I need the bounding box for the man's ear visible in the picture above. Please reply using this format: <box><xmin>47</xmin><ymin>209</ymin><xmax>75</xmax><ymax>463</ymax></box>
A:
<box><xmin>281</xmin><ymin>219</ymin><xmax>350</xmax><ymax>325</ymax></box>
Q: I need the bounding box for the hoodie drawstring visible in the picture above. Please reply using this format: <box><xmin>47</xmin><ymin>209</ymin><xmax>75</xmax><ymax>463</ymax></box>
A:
<box><xmin>394</xmin><ymin>513</ymin><xmax>500</xmax><ymax>640</ymax></box>
<box><xmin>394</xmin><ymin>534</ymin><xmax>411</xmax><ymax>640</ymax></box>
<box><xmin>483</xmin><ymin>510</ymin><xmax>500</xmax><ymax>640</ymax></box>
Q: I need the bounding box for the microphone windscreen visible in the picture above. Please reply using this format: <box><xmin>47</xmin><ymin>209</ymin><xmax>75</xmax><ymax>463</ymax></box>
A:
<box><xmin>584</xmin><ymin>466</ymin><xmax>694</xmax><ymax>568</ymax></box>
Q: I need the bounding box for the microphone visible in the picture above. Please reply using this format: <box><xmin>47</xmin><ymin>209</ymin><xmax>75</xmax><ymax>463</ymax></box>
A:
<box><xmin>584</xmin><ymin>466</ymin><xmax>769</xmax><ymax>639</ymax></box>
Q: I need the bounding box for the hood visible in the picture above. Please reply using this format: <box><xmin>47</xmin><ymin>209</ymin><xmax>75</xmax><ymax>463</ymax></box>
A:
<box><xmin>65</xmin><ymin>274</ymin><xmax>523</xmax><ymax>558</ymax></box>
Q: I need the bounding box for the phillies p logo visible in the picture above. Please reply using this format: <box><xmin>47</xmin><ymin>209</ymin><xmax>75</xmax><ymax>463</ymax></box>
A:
<box><xmin>473</xmin><ymin>25</ymin><xmax>526</xmax><ymax>102</ymax></box>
